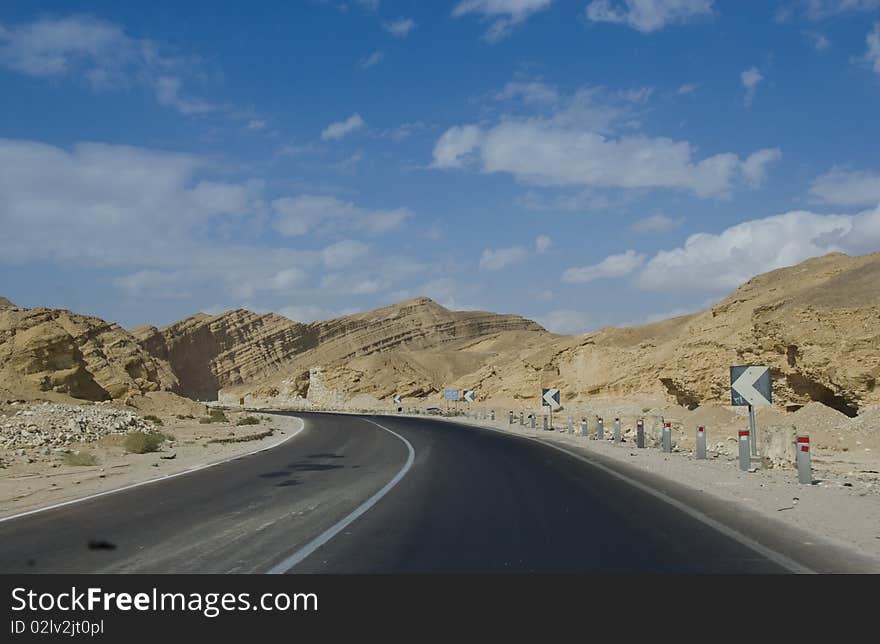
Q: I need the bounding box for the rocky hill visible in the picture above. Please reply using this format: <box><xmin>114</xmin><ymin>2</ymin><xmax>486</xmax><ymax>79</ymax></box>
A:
<box><xmin>0</xmin><ymin>306</ymin><xmax>176</xmax><ymax>401</ymax></box>
<box><xmin>138</xmin><ymin>297</ymin><xmax>547</xmax><ymax>401</ymax></box>
<box><xmin>132</xmin><ymin>310</ymin><xmax>316</xmax><ymax>400</ymax></box>
<box><xmin>0</xmin><ymin>297</ymin><xmax>14</xmax><ymax>310</ymax></box>
<box><xmin>444</xmin><ymin>252</ymin><xmax>879</xmax><ymax>415</ymax></box>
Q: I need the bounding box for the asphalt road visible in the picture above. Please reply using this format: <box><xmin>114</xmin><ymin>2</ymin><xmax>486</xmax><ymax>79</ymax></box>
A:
<box><xmin>0</xmin><ymin>412</ymin><xmax>868</xmax><ymax>573</ymax></box>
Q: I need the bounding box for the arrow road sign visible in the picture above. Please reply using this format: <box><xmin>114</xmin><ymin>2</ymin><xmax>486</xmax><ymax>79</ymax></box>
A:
<box><xmin>393</xmin><ymin>394</ymin><xmax>401</xmax><ymax>404</ymax></box>
<box><xmin>730</xmin><ymin>366</ymin><xmax>772</xmax><ymax>406</ymax></box>
<box><xmin>463</xmin><ymin>390</ymin><xmax>476</xmax><ymax>402</ymax></box>
<box><xmin>542</xmin><ymin>388</ymin><xmax>561</xmax><ymax>409</ymax></box>
<box><xmin>443</xmin><ymin>389</ymin><xmax>460</xmax><ymax>401</ymax></box>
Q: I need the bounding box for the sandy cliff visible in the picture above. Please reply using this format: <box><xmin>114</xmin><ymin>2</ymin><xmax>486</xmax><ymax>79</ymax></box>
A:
<box><xmin>0</xmin><ymin>306</ymin><xmax>176</xmax><ymax>401</ymax></box>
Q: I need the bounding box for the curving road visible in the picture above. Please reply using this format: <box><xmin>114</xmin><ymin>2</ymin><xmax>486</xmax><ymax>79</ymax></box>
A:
<box><xmin>0</xmin><ymin>412</ymin><xmax>871</xmax><ymax>573</ymax></box>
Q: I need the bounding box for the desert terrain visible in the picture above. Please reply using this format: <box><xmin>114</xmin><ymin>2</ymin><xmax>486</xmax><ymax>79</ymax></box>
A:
<box><xmin>1</xmin><ymin>251</ymin><xmax>879</xmax><ymax>518</ymax></box>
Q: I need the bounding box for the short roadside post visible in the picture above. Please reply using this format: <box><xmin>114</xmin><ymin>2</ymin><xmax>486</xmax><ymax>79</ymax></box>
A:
<box><xmin>490</xmin><ymin>409</ymin><xmax>495</xmax><ymax>421</ymax></box>
<box><xmin>543</xmin><ymin>415</ymin><xmax>549</xmax><ymax>431</ymax></box>
<box><xmin>508</xmin><ymin>411</ymin><xmax>514</xmax><ymax>425</ymax></box>
<box><xmin>695</xmin><ymin>425</ymin><xmax>707</xmax><ymax>459</ymax></box>
<box><xmin>796</xmin><ymin>435</ymin><xmax>812</xmax><ymax>484</ymax></box>
<box><xmin>567</xmin><ymin>416</ymin><xmax>573</xmax><ymax>434</ymax></box>
<box><xmin>597</xmin><ymin>417</ymin><xmax>604</xmax><ymax>440</ymax></box>
<box><xmin>530</xmin><ymin>415</ymin><xmax>536</xmax><ymax>430</ymax></box>
<box><xmin>580</xmin><ymin>418</ymin><xmax>588</xmax><ymax>437</ymax></box>
<box><xmin>613</xmin><ymin>417</ymin><xmax>621</xmax><ymax>444</ymax></box>
<box><xmin>662</xmin><ymin>422</ymin><xmax>672</xmax><ymax>453</ymax></box>
<box><xmin>636</xmin><ymin>419</ymin><xmax>645</xmax><ymax>448</ymax></box>
<box><xmin>519</xmin><ymin>411</ymin><xmax>524</xmax><ymax>426</ymax></box>
<box><xmin>738</xmin><ymin>430</ymin><xmax>751</xmax><ymax>471</ymax></box>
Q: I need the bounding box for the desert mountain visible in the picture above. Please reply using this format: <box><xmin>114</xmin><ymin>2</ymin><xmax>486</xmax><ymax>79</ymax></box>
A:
<box><xmin>0</xmin><ymin>306</ymin><xmax>176</xmax><ymax>401</ymax></box>
<box><xmin>436</xmin><ymin>252</ymin><xmax>879</xmax><ymax>415</ymax></box>
<box><xmin>0</xmin><ymin>297</ymin><xmax>14</xmax><ymax>310</ymax></box>
<box><xmin>135</xmin><ymin>297</ymin><xmax>546</xmax><ymax>400</ymax></box>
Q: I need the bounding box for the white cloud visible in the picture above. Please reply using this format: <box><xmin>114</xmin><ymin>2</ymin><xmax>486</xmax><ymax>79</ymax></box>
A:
<box><xmin>867</xmin><ymin>22</ymin><xmax>880</xmax><ymax>74</ymax></box>
<box><xmin>741</xmin><ymin>147</ymin><xmax>782</xmax><ymax>187</ymax></box>
<box><xmin>436</xmin><ymin>124</ymin><xmax>746</xmax><ymax>198</ymax></box>
<box><xmin>113</xmin><ymin>270</ymin><xmax>191</xmax><ymax>299</ymax></box>
<box><xmin>452</xmin><ymin>0</ymin><xmax>554</xmax><ymax>42</ymax></box>
<box><xmin>277</xmin><ymin>304</ymin><xmax>345</xmax><ymax>323</ymax></box>
<box><xmin>355</xmin><ymin>0</ymin><xmax>381</xmax><ymax>12</ymax></box>
<box><xmin>0</xmin><ymin>15</ymin><xmax>221</xmax><ymax>116</ymax></box>
<box><xmin>321</xmin><ymin>240</ymin><xmax>370</xmax><ymax>269</ymax></box>
<box><xmin>635</xmin><ymin>205</ymin><xmax>880</xmax><ymax>293</ymax></box>
<box><xmin>538</xmin><ymin>309</ymin><xmax>592</xmax><ymax>334</ymax></box>
<box><xmin>519</xmin><ymin>188</ymin><xmax>617</xmax><ymax>212</ymax></box>
<box><xmin>0</xmin><ymin>137</ymin><xmax>428</xmax><ymax>313</ymax></box>
<box><xmin>321</xmin><ymin>113</ymin><xmax>365</xmax><ymax>141</ymax></box>
<box><xmin>434</xmin><ymin>85</ymin><xmax>774</xmax><ymax>198</ymax></box>
<box><xmin>629</xmin><ymin>213</ymin><xmax>686</xmax><ymax>234</ymax></box>
<box><xmin>809</xmin><ymin>168</ymin><xmax>880</xmax><ymax>206</ymax></box>
<box><xmin>431</xmin><ymin>125</ymin><xmax>484</xmax><ymax>168</ymax></box>
<box><xmin>801</xmin><ymin>1</ymin><xmax>880</xmax><ymax>20</ymax></box>
<box><xmin>495</xmin><ymin>80</ymin><xmax>559</xmax><ymax>106</ymax></box>
<box><xmin>535</xmin><ymin>234</ymin><xmax>552</xmax><ymax>253</ymax></box>
<box><xmin>803</xmin><ymin>31</ymin><xmax>831</xmax><ymax>51</ymax></box>
<box><xmin>562</xmin><ymin>250</ymin><xmax>645</xmax><ymax>283</ymax></box>
<box><xmin>272</xmin><ymin>195</ymin><xmax>411</xmax><ymax>237</ymax></box>
<box><xmin>384</xmin><ymin>121</ymin><xmax>427</xmax><ymax>142</ymax></box>
<box><xmin>383</xmin><ymin>18</ymin><xmax>416</xmax><ymax>38</ymax></box>
<box><xmin>245</xmin><ymin>119</ymin><xmax>268</xmax><ymax>131</ymax></box>
<box><xmin>154</xmin><ymin>76</ymin><xmax>219</xmax><ymax>115</ymax></box>
<box><xmin>267</xmin><ymin>268</ymin><xmax>307</xmax><ymax>291</ymax></box>
<box><xmin>677</xmin><ymin>83</ymin><xmax>698</xmax><ymax>95</ymax></box>
<box><xmin>741</xmin><ymin>67</ymin><xmax>764</xmax><ymax>107</ymax></box>
<box><xmin>585</xmin><ymin>0</ymin><xmax>714</xmax><ymax>33</ymax></box>
<box><xmin>359</xmin><ymin>50</ymin><xmax>384</xmax><ymax>69</ymax></box>
<box><xmin>479</xmin><ymin>245</ymin><xmax>528</xmax><ymax>271</ymax></box>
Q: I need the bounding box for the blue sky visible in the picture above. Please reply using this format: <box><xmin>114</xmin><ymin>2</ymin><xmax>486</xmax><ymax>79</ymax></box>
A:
<box><xmin>1</xmin><ymin>1</ymin><xmax>879</xmax><ymax>332</ymax></box>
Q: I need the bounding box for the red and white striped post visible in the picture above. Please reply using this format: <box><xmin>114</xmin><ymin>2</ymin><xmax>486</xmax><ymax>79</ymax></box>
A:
<box><xmin>796</xmin><ymin>435</ymin><xmax>812</xmax><ymax>484</ymax></box>
<box><xmin>738</xmin><ymin>430</ymin><xmax>750</xmax><ymax>471</ymax></box>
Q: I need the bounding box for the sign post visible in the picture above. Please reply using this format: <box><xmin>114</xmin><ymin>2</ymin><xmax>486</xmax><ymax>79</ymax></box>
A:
<box><xmin>541</xmin><ymin>388</ymin><xmax>560</xmax><ymax>430</ymax></box>
<box><xmin>730</xmin><ymin>366</ymin><xmax>772</xmax><ymax>457</ymax></box>
<box><xmin>444</xmin><ymin>389</ymin><xmax>460</xmax><ymax>413</ymax></box>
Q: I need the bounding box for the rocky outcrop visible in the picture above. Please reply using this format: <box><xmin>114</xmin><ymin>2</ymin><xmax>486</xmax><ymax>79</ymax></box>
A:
<box><xmin>459</xmin><ymin>252</ymin><xmax>880</xmax><ymax>414</ymax></box>
<box><xmin>133</xmin><ymin>310</ymin><xmax>317</xmax><ymax>400</ymax></box>
<box><xmin>0</xmin><ymin>306</ymin><xmax>175</xmax><ymax>401</ymax></box>
<box><xmin>220</xmin><ymin>298</ymin><xmax>550</xmax><ymax>403</ymax></box>
<box><xmin>0</xmin><ymin>297</ymin><xmax>14</xmax><ymax>310</ymax></box>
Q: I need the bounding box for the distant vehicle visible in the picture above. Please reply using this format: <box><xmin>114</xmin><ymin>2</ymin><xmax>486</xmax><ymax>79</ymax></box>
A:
<box><xmin>425</xmin><ymin>407</ymin><xmax>444</xmax><ymax>415</ymax></box>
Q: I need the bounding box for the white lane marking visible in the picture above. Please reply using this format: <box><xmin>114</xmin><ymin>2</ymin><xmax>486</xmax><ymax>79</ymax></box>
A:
<box><xmin>266</xmin><ymin>417</ymin><xmax>415</xmax><ymax>574</ymax></box>
<box><xmin>0</xmin><ymin>417</ymin><xmax>305</xmax><ymax>524</ymax></box>
<box><xmin>464</xmin><ymin>421</ymin><xmax>816</xmax><ymax>574</ymax></box>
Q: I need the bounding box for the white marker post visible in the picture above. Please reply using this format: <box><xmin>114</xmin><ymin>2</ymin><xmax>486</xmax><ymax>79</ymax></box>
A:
<box><xmin>796</xmin><ymin>435</ymin><xmax>812</xmax><ymax>484</ymax></box>
<box><xmin>696</xmin><ymin>426</ymin><xmax>707</xmax><ymax>459</ymax></box>
<box><xmin>662</xmin><ymin>422</ymin><xmax>672</xmax><ymax>453</ymax></box>
<box><xmin>597</xmin><ymin>417</ymin><xmax>604</xmax><ymax>440</ymax></box>
<box><xmin>580</xmin><ymin>418</ymin><xmax>588</xmax><ymax>437</ymax></box>
<box><xmin>738</xmin><ymin>430</ymin><xmax>751</xmax><ymax>471</ymax></box>
<box><xmin>614</xmin><ymin>417</ymin><xmax>621</xmax><ymax>444</ymax></box>
<box><xmin>636</xmin><ymin>419</ymin><xmax>645</xmax><ymax>448</ymax></box>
